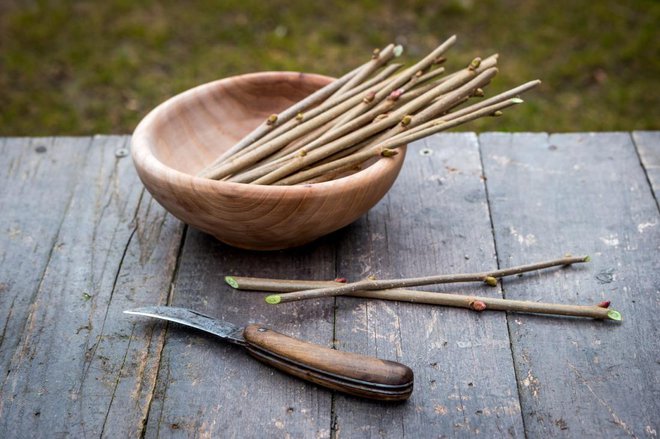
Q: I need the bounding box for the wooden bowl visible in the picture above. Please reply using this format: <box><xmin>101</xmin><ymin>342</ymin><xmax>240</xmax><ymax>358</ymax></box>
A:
<box><xmin>131</xmin><ymin>72</ymin><xmax>406</xmax><ymax>250</ymax></box>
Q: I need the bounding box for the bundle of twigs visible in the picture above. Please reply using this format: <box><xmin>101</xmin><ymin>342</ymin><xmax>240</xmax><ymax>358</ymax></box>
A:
<box><xmin>198</xmin><ymin>35</ymin><xmax>540</xmax><ymax>185</ymax></box>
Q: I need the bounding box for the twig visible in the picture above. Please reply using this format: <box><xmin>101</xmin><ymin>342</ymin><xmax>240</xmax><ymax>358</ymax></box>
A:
<box><xmin>446</xmin><ymin>79</ymin><xmax>541</xmax><ymax>120</ymax></box>
<box><xmin>327</xmin><ymin>36</ymin><xmax>457</xmax><ymax>130</ymax></box>
<box><xmin>197</xmin><ymin>64</ymin><xmax>365</xmax><ymax>176</ymax></box>
<box><xmin>273</xmin><ymin>97</ymin><xmax>513</xmax><ymax>186</ymax></box>
<box><xmin>374</xmin><ymin>97</ymin><xmax>524</xmax><ymax>150</ymax></box>
<box><xmin>333</xmin><ymin>44</ymin><xmax>399</xmax><ymax>95</ymax></box>
<box><xmin>229</xmin><ymin>64</ymin><xmax>404</xmax><ymax>170</ymax></box>
<box><xmin>224</xmin><ymin>276</ymin><xmax>621</xmax><ymax>320</ymax></box>
<box><xmin>201</xmin><ymin>66</ymin><xmax>408</xmax><ymax>181</ymax></box>
<box><xmin>252</xmin><ymin>67</ymin><xmax>497</xmax><ymax>185</ymax></box>
<box><xmin>259</xmin><ymin>255</ymin><xmax>591</xmax><ymax>303</ymax></box>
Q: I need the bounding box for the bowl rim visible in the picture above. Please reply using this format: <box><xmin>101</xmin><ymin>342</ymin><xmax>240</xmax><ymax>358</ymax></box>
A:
<box><xmin>131</xmin><ymin>71</ymin><xmax>406</xmax><ymax>197</ymax></box>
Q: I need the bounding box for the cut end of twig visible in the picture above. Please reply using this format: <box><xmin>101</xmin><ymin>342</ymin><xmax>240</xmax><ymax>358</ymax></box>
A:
<box><xmin>393</xmin><ymin>44</ymin><xmax>404</xmax><ymax>57</ymax></box>
<box><xmin>597</xmin><ymin>300</ymin><xmax>611</xmax><ymax>309</ymax></box>
<box><xmin>484</xmin><ymin>276</ymin><xmax>498</xmax><ymax>287</ymax></box>
<box><xmin>400</xmin><ymin>115</ymin><xmax>413</xmax><ymax>127</ymax></box>
<box><xmin>381</xmin><ymin>148</ymin><xmax>399</xmax><ymax>157</ymax></box>
<box><xmin>225</xmin><ymin>276</ymin><xmax>239</xmax><ymax>289</ymax></box>
<box><xmin>265</xmin><ymin>295</ymin><xmax>282</xmax><ymax>305</ymax></box>
<box><xmin>266</xmin><ymin>114</ymin><xmax>278</xmax><ymax>125</ymax></box>
<box><xmin>607</xmin><ymin>309</ymin><xmax>622</xmax><ymax>321</ymax></box>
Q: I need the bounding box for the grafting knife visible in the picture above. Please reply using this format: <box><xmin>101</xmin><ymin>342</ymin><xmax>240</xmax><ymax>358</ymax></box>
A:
<box><xmin>124</xmin><ymin>306</ymin><xmax>414</xmax><ymax>401</ymax></box>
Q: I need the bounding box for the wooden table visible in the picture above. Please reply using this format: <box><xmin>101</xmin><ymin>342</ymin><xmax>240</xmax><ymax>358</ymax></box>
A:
<box><xmin>1</xmin><ymin>132</ymin><xmax>658</xmax><ymax>438</ymax></box>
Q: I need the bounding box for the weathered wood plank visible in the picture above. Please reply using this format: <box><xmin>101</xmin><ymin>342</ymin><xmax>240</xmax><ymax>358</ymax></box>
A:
<box><xmin>480</xmin><ymin>132</ymin><xmax>660</xmax><ymax>438</ymax></box>
<box><xmin>0</xmin><ymin>137</ymin><xmax>86</xmax><ymax>378</ymax></box>
<box><xmin>145</xmin><ymin>231</ymin><xmax>337</xmax><ymax>438</ymax></box>
<box><xmin>332</xmin><ymin>133</ymin><xmax>525</xmax><ymax>437</ymax></box>
<box><xmin>0</xmin><ymin>136</ymin><xmax>184</xmax><ymax>438</ymax></box>
<box><xmin>632</xmin><ymin>131</ymin><xmax>660</xmax><ymax>209</ymax></box>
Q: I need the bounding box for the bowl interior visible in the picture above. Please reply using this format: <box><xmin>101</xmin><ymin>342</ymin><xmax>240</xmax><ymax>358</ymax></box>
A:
<box><xmin>148</xmin><ymin>72</ymin><xmax>332</xmax><ymax>175</ymax></box>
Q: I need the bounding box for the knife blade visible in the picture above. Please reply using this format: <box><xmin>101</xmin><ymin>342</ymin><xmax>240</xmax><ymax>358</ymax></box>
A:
<box><xmin>125</xmin><ymin>306</ymin><xmax>414</xmax><ymax>401</ymax></box>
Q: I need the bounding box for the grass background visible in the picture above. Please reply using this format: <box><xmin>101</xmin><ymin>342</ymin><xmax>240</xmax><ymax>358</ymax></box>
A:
<box><xmin>1</xmin><ymin>0</ymin><xmax>658</xmax><ymax>135</ymax></box>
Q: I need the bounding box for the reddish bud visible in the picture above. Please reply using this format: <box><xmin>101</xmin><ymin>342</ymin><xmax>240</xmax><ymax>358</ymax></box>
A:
<box><xmin>470</xmin><ymin>300</ymin><xmax>487</xmax><ymax>312</ymax></box>
<box><xmin>597</xmin><ymin>300</ymin><xmax>611</xmax><ymax>308</ymax></box>
<box><xmin>334</xmin><ymin>277</ymin><xmax>347</xmax><ymax>283</ymax></box>
<box><xmin>388</xmin><ymin>88</ymin><xmax>404</xmax><ymax>101</ymax></box>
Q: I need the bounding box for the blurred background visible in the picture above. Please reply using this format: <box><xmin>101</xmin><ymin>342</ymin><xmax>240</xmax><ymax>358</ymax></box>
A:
<box><xmin>0</xmin><ymin>0</ymin><xmax>658</xmax><ymax>135</ymax></box>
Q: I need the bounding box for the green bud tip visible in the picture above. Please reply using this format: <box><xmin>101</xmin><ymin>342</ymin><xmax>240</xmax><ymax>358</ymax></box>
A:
<box><xmin>469</xmin><ymin>57</ymin><xmax>482</xmax><ymax>70</ymax></box>
<box><xmin>393</xmin><ymin>45</ymin><xmax>404</xmax><ymax>57</ymax></box>
<box><xmin>225</xmin><ymin>276</ymin><xmax>239</xmax><ymax>289</ymax></box>
<box><xmin>267</xmin><ymin>114</ymin><xmax>278</xmax><ymax>125</ymax></box>
<box><xmin>265</xmin><ymin>295</ymin><xmax>281</xmax><ymax>305</ymax></box>
<box><xmin>295</xmin><ymin>112</ymin><xmax>304</xmax><ymax>121</ymax></box>
<box><xmin>381</xmin><ymin>149</ymin><xmax>398</xmax><ymax>157</ymax></box>
<box><xmin>511</xmin><ymin>97</ymin><xmax>524</xmax><ymax>104</ymax></box>
<box><xmin>583</xmin><ymin>255</ymin><xmax>591</xmax><ymax>262</ymax></box>
<box><xmin>607</xmin><ymin>309</ymin><xmax>622</xmax><ymax>321</ymax></box>
<box><xmin>400</xmin><ymin>115</ymin><xmax>412</xmax><ymax>126</ymax></box>
<box><xmin>484</xmin><ymin>276</ymin><xmax>498</xmax><ymax>287</ymax></box>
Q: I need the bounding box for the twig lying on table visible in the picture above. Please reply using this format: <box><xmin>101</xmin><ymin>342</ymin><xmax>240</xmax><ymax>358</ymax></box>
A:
<box><xmin>224</xmin><ymin>276</ymin><xmax>621</xmax><ymax>321</ymax></box>
<box><xmin>244</xmin><ymin>255</ymin><xmax>591</xmax><ymax>303</ymax></box>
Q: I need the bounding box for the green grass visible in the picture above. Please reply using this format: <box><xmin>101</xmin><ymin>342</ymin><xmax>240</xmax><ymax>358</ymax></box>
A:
<box><xmin>1</xmin><ymin>0</ymin><xmax>658</xmax><ymax>135</ymax></box>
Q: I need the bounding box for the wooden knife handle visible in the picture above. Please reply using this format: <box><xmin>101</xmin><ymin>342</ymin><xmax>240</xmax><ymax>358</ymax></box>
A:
<box><xmin>242</xmin><ymin>324</ymin><xmax>414</xmax><ymax>401</ymax></box>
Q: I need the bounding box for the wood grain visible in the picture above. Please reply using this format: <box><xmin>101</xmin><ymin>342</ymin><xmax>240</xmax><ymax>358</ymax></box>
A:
<box><xmin>1</xmin><ymin>133</ymin><xmax>659</xmax><ymax>438</ymax></box>
<box><xmin>480</xmin><ymin>132</ymin><xmax>660</xmax><ymax>438</ymax></box>
<box><xmin>0</xmin><ymin>137</ymin><xmax>85</xmax><ymax>381</ymax></box>
<box><xmin>332</xmin><ymin>133</ymin><xmax>525</xmax><ymax>437</ymax></box>
<box><xmin>131</xmin><ymin>72</ymin><xmax>406</xmax><ymax>250</ymax></box>
<box><xmin>0</xmin><ymin>136</ymin><xmax>184</xmax><ymax>438</ymax></box>
<box><xmin>144</xmin><ymin>229</ymin><xmax>338</xmax><ymax>438</ymax></box>
<box><xmin>632</xmin><ymin>130</ymin><xmax>660</xmax><ymax>209</ymax></box>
